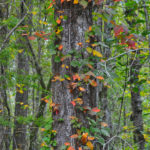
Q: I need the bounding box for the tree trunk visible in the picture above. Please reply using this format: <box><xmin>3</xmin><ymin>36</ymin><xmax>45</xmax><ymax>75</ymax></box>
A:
<box><xmin>0</xmin><ymin>1</ymin><xmax>11</xmax><ymax>149</ymax></box>
<box><xmin>124</xmin><ymin>3</ymin><xmax>145</xmax><ymax>149</ymax></box>
<box><xmin>52</xmin><ymin>1</ymin><xmax>96</xmax><ymax>149</ymax></box>
<box><xmin>13</xmin><ymin>1</ymin><xmax>29</xmax><ymax>150</ymax></box>
<box><xmin>130</xmin><ymin>55</ymin><xmax>145</xmax><ymax>150</ymax></box>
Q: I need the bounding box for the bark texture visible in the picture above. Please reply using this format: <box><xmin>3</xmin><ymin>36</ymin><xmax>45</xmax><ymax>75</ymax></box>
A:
<box><xmin>124</xmin><ymin>3</ymin><xmax>145</xmax><ymax>149</ymax></box>
<box><xmin>13</xmin><ymin>1</ymin><xmax>29</xmax><ymax>150</ymax></box>
<box><xmin>0</xmin><ymin>0</ymin><xmax>11</xmax><ymax>149</ymax></box>
<box><xmin>130</xmin><ymin>56</ymin><xmax>145</xmax><ymax>150</ymax></box>
<box><xmin>52</xmin><ymin>1</ymin><xmax>96</xmax><ymax>149</ymax></box>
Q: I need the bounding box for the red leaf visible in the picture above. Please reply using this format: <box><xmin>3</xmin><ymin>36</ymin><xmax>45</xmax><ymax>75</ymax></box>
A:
<box><xmin>127</xmin><ymin>39</ymin><xmax>136</xmax><ymax>49</ymax></box>
<box><xmin>114</xmin><ymin>25</ymin><xmax>124</xmax><ymax>37</ymax></box>
<box><xmin>28</xmin><ymin>36</ymin><xmax>36</xmax><ymax>40</ymax></box>
<box><xmin>91</xmin><ymin>107</ymin><xmax>100</xmax><ymax>112</ymax></box>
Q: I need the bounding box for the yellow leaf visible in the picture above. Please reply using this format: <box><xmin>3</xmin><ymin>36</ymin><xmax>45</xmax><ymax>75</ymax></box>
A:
<box><xmin>43</xmin><ymin>21</ymin><xmax>48</xmax><ymax>25</ymax></box>
<box><xmin>86</xmin><ymin>141</ymin><xmax>94</xmax><ymax>150</ymax></box>
<box><xmin>61</xmin><ymin>64</ymin><xmax>65</xmax><ymax>68</ymax></box>
<box><xmin>39</xmin><ymin>20</ymin><xmax>43</xmax><ymax>24</ymax></box>
<box><xmin>18</xmin><ymin>49</ymin><xmax>24</xmax><ymax>53</ymax></box>
<box><xmin>93</xmin><ymin>50</ymin><xmax>103</xmax><ymax>57</ymax></box>
<box><xmin>56</xmin><ymin>29</ymin><xmax>61</xmax><ymax>34</ymax></box>
<box><xmin>18</xmin><ymin>90</ymin><xmax>24</xmax><ymax>94</ymax></box>
<box><xmin>74</xmin><ymin>0</ymin><xmax>78</xmax><ymax>4</ymax></box>
<box><xmin>32</xmin><ymin>11</ymin><xmax>37</xmax><ymax>15</ymax></box>
<box><xmin>86</xmin><ymin>47</ymin><xmax>93</xmax><ymax>53</ymax></box>
<box><xmin>147</xmin><ymin>80</ymin><xmax>150</xmax><ymax>84</ymax></box>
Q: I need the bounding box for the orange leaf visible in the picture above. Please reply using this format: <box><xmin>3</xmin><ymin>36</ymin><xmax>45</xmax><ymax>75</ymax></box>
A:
<box><xmin>61</xmin><ymin>0</ymin><xmax>64</xmax><ymax>3</ymax></box>
<box><xmin>73</xmin><ymin>74</ymin><xmax>80</xmax><ymax>81</ymax></box>
<box><xmin>90</xmin><ymin>80</ymin><xmax>97</xmax><ymax>87</ymax></box>
<box><xmin>70</xmin><ymin>101</ymin><xmax>76</xmax><ymax>107</ymax></box>
<box><xmin>89</xmin><ymin>26</ymin><xmax>92</xmax><ymax>31</ymax></box>
<box><xmin>96</xmin><ymin>76</ymin><xmax>104</xmax><ymax>80</ymax></box>
<box><xmin>69</xmin><ymin>116</ymin><xmax>77</xmax><ymax>120</ymax></box>
<box><xmin>87</xmin><ymin>64</ymin><xmax>94</xmax><ymax>70</ymax></box>
<box><xmin>78</xmin><ymin>87</ymin><xmax>86</xmax><ymax>92</ymax></box>
<box><xmin>77</xmin><ymin>42</ymin><xmax>83</xmax><ymax>47</ymax></box>
<box><xmin>70</xmin><ymin>134</ymin><xmax>78</xmax><ymax>139</ymax></box>
<box><xmin>56</xmin><ymin>19</ymin><xmax>61</xmax><ymax>24</ymax></box>
<box><xmin>81</xmin><ymin>133</ymin><xmax>88</xmax><ymax>144</ymax></box>
<box><xmin>73</xmin><ymin>0</ymin><xmax>78</xmax><ymax>4</ymax></box>
<box><xmin>64</xmin><ymin>142</ymin><xmax>70</xmax><ymax>146</ymax></box>
<box><xmin>101</xmin><ymin>122</ymin><xmax>108</xmax><ymax>127</ymax></box>
<box><xmin>67</xmin><ymin>146</ymin><xmax>75</xmax><ymax>150</ymax></box>
<box><xmin>88</xmin><ymin>136</ymin><xmax>95</xmax><ymax>141</ymax></box>
<box><xmin>91</xmin><ymin>107</ymin><xmax>100</xmax><ymax>112</ymax></box>
<box><xmin>78</xmin><ymin>147</ymin><xmax>82</xmax><ymax>150</ymax></box>
<box><xmin>44</xmin><ymin>99</ymin><xmax>49</xmax><ymax>103</ymax></box>
<box><xmin>58</xmin><ymin>44</ymin><xmax>63</xmax><ymax>50</ymax></box>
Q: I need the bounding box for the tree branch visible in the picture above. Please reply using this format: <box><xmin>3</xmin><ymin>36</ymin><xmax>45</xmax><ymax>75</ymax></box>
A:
<box><xmin>0</xmin><ymin>13</ymin><xmax>28</xmax><ymax>52</ymax></box>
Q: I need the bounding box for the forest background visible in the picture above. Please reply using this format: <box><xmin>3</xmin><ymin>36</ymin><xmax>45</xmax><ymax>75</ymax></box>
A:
<box><xmin>0</xmin><ymin>0</ymin><xmax>150</xmax><ymax>150</ymax></box>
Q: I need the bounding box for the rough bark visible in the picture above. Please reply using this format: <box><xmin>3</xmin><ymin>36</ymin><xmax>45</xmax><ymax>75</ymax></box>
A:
<box><xmin>52</xmin><ymin>1</ymin><xmax>96</xmax><ymax>149</ymax></box>
<box><xmin>130</xmin><ymin>55</ymin><xmax>145</xmax><ymax>150</ymax></box>
<box><xmin>0</xmin><ymin>1</ymin><xmax>11</xmax><ymax>149</ymax></box>
<box><xmin>13</xmin><ymin>1</ymin><xmax>29</xmax><ymax>150</ymax></box>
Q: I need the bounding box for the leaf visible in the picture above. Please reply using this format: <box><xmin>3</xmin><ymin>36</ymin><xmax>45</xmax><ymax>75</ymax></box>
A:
<box><xmin>93</xmin><ymin>50</ymin><xmax>103</xmax><ymax>57</ymax></box>
<box><xmin>89</xmin><ymin>26</ymin><xmax>92</xmax><ymax>31</ymax></box>
<box><xmin>101</xmin><ymin>129</ymin><xmax>110</xmax><ymax>137</ymax></box>
<box><xmin>56</xmin><ymin>19</ymin><xmax>61</xmax><ymax>24</ymax></box>
<box><xmin>96</xmin><ymin>76</ymin><xmax>104</xmax><ymax>80</ymax></box>
<box><xmin>88</xmin><ymin>136</ymin><xmax>95</xmax><ymax>141</ymax></box>
<box><xmin>70</xmin><ymin>134</ymin><xmax>78</xmax><ymax>138</ymax></box>
<box><xmin>90</xmin><ymin>80</ymin><xmax>97</xmax><ymax>87</ymax></box>
<box><xmin>101</xmin><ymin>122</ymin><xmax>108</xmax><ymax>127</ymax></box>
<box><xmin>73</xmin><ymin>74</ymin><xmax>80</xmax><ymax>81</ymax></box>
<box><xmin>79</xmin><ymin>0</ymin><xmax>88</xmax><ymax>8</ymax></box>
<box><xmin>73</xmin><ymin>0</ymin><xmax>78</xmax><ymax>4</ymax></box>
<box><xmin>61</xmin><ymin>0</ymin><xmax>64</xmax><ymax>4</ymax></box>
<box><xmin>114</xmin><ymin>25</ymin><xmax>124</xmax><ymax>37</ymax></box>
<box><xmin>86</xmin><ymin>47</ymin><xmax>93</xmax><ymax>53</ymax></box>
<box><xmin>64</xmin><ymin>142</ymin><xmax>70</xmax><ymax>146</ymax></box>
<box><xmin>28</xmin><ymin>36</ymin><xmax>36</xmax><ymax>40</ymax></box>
<box><xmin>91</xmin><ymin>107</ymin><xmax>100</xmax><ymax>112</ymax></box>
<box><xmin>86</xmin><ymin>141</ymin><xmax>94</xmax><ymax>150</ymax></box>
<box><xmin>78</xmin><ymin>147</ymin><xmax>82</xmax><ymax>150</ymax></box>
<box><xmin>67</xmin><ymin>146</ymin><xmax>75</xmax><ymax>150</ymax></box>
<box><xmin>78</xmin><ymin>87</ymin><xmax>86</xmax><ymax>92</ymax></box>
<box><xmin>70</xmin><ymin>101</ymin><xmax>76</xmax><ymax>107</ymax></box>
<box><xmin>81</xmin><ymin>133</ymin><xmax>88</xmax><ymax>144</ymax></box>
<box><xmin>58</xmin><ymin>44</ymin><xmax>63</xmax><ymax>50</ymax></box>
<box><xmin>95</xmin><ymin>0</ymin><xmax>104</xmax><ymax>5</ymax></box>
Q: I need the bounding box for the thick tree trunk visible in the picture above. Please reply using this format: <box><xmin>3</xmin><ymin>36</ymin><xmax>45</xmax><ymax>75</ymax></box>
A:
<box><xmin>52</xmin><ymin>1</ymin><xmax>96</xmax><ymax>149</ymax></box>
<box><xmin>0</xmin><ymin>1</ymin><xmax>11</xmax><ymax>149</ymax></box>
<box><xmin>130</xmin><ymin>56</ymin><xmax>145</xmax><ymax>150</ymax></box>
<box><xmin>13</xmin><ymin>48</ymin><xmax>29</xmax><ymax>150</ymax></box>
<box><xmin>124</xmin><ymin>3</ymin><xmax>145</xmax><ymax>149</ymax></box>
<box><xmin>13</xmin><ymin>1</ymin><xmax>29</xmax><ymax>150</ymax></box>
